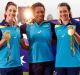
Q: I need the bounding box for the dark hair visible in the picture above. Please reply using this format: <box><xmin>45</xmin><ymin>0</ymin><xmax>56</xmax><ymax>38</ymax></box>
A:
<box><xmin>4</xmin><ymin>2</ymin><xmax>17</xmax><ymax>19</ymax></box>
<box><xmin>31</xmin><ymin>2</ymin><xmax>45</xmax><ymax>13</ymax></box>
<box><xmin>5</xmin><ymin>2</ymin><xmax>17</xmax><ymax>11</ymax></box>
<box><xmin>57</xmin><ymin>2</ymin><xmax>72</xmax><ymax>18</ymax></box>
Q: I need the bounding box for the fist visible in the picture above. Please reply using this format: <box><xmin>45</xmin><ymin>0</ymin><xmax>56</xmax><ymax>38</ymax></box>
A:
<box><xmin>4</xmin><ymin>31</ymin><xmax>11</xmax><ymax>41</ymax></box>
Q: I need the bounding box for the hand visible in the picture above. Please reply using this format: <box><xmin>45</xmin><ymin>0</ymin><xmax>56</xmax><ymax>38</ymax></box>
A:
<box><xmin>8</xmin><ymin>17</ymin><xmax>18</xmax><ymax>25</ymax></box>
<box><xmin>4</xmin><ymin>31</ymin><xmax>11</xmax><ymax>41</ymax></box>
<box><xmin>68</xmin><ymin>25</ymin><xmax>75</xmax><ymax>36</ymax></box>
<box><xmin>26</xmin><ymin>18</ymin><xmax>35</xmax><ymax>24</ymax></box>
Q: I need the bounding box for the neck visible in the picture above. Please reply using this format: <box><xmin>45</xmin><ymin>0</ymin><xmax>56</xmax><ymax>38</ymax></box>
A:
<box><xmin>5</xmin><ymin>18</ymin><xmax>14</xmax><ymax>26</ymax></box>
<box><xmin>62</xmin><ymin>19</ymin><xmax>70</xmax><ymax>25</ymax></box>
<box><xmin>5</xmin><ymin>18</ymin><xmax>10</xmax><ymax>23</ymax></box>
<box><xmin>36</xmin><ymin>20</ymin><xmax>44</xmax><ymax>25</ymax></box>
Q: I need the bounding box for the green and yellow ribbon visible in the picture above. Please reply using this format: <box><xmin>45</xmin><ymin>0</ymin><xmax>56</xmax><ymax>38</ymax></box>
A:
<box><xmin>70</xmin><ymin>35</ymin><xmax>75</xmax><ymax>56</ymax></box>
<box><xmin>0</xmin><ymin>26</ymin><xmax>7</xmax><ymax>28</ymax></box>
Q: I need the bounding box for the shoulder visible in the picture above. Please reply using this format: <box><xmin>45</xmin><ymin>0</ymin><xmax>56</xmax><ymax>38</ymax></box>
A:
<box><xmin>71</xmin><ymin>18</ymin><xmax>80</xmax><ymax>34</ymax></box>
<box><xmin>0</xmin><ymin>29</ymin><xmax>2</xmax><ymax>40</ymax></box>
<box><xmin>71</xmin><ymin>18</ymin><xmax>80</xmax><ymax>26</ymax></box>
<box><xmin>48</xmin><ymin>20</ymin><xmax>60</xmax><ymax>28</ymax></box>
<box><xmin>71</xmin><ymin>18</ymin><xmax>80</xmax><ymax>29</ymax></box>
<box><xmin>50</xmin><ymin>20</ymin><xmax>60</xmax><ymax>25</ymax></box>
<box><xmin>0</xmin><ymin>19</ymin><xmax>6</xmax><ymax>25</ymax></box>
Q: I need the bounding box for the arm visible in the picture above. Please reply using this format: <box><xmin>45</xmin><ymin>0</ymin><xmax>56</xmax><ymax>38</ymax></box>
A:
<box><xmin>20</xmin><ymin>24</ymin><xmax>29</xmax><ymax>50</ymax></box>
<box><xmin>20</xmin><ymin>38</ymin><xmax>29</xmax><ymax>50</ymax></box>
<box><xmin>68</xmin><ymin>25</ymin><xmax>80</xmax><ymax>45</ymax></box>
<box><xmin>20</xmin><ymin>24</ymin><xmax>26</xmax><ymax>38</ymax></box>
<box><xmin>0</xmin><ymin>30</ymin><xmax>6</xmax><ymax>47</ymax></box>
<box><xmin>73</xmin><ymin>32</ymin><xmax>80</xmax><ymax>44</ymax></box>
<box><xmin>0</xmin><ymin>38</ymin><xmax>6</xmax><ymax>47</ymax></box>
<box><xmin>72</xmin><ymin>19</ymin><xmax>80</xmax><ymax>45</ymax></box>
<box><xmin>50</xmin><ymin>21</ymin><xmax>57</xmax><ymax>44</ymax></box>
<box><xmin>51</xmin><ymin>32</ymin><xmax>57</xmax><ymax>45</ymax></box>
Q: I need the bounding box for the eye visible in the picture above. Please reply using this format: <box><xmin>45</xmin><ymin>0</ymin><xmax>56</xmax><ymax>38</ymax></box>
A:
<box><xmin>13</xmin><ymin>10</ymin><xmax>16</xmax><ymax>13</ymax></box>
<box><xmin>36</xmin><ymin>11</ymin><xmax>44</xmax><ymax>14</ymax></box>
<box><xmin>59</xmin><ymin>11</ymin><xmax>62</xmax><ymax>13</ymax></box>
<box><xmin>63</xmin><ymin>10</ymin><xmax>67</xmax><ymax>13</ymax></box>
<box><xmin>41</xmin><ymin>11</ymin><xmax>44</xmax><ymax>14</ymax></box>
<box><xmin>9</xmin><ymin>9</ymin><xmax>12</xmax><ymax>12</ymax></box>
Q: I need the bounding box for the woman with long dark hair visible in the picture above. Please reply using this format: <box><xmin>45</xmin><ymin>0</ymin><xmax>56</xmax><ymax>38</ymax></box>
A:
<box><xmin>55</xmin><ymin>2</ymin><xmax>80</xmax><ymax>75</ymax></box>
<box><xmin>0</xmin><ymin>2</ymin><xmax>28</xmax><ymax>75</ymax></box>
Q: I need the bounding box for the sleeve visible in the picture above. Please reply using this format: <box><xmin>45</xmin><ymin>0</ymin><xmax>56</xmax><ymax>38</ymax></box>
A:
<box><xmin>50</xmin><ymin>21</ymin><xmax>57</xmax><ymax>43</ymax></box>
<box><xmin>20</xmin><ymin>24</ymin><xmax>27</xmax><ymax>38</ymax></box>
<box><xmin>50</xmin><ymin>20</ymin><xmax>60</xmax><ymax>32</ymax></box>
<box><xmin>76</xmin><ymin>22</ymin><xmax>80</xmax><ymax>35</ymax></box>
<box><xmin>0</xmin><ymin>29</ymin><xmax>2</xmax><ymax>40</ymax></box>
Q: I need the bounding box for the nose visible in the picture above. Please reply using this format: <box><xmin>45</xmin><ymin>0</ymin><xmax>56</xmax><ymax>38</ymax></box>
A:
<box><xmin>38</xmin><ymin>11</ymin><xmax>43</xmax><ymax>15</ymax></box>
<box><xmin>60</xmin><ymin>11</ymin><xmax>65</xmax><ymax>16</ymax></box>
<box><xmin>10</xmin><ymin>11</ymin><xmax>16</xmax><ymax>17</ymax></box>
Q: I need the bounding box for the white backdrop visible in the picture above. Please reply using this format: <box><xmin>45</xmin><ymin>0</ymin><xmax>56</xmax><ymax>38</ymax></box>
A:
<box><xmin>0</xmin><ymin>0</ymin><xmax>80</xmax><ymax>21</ymax></box>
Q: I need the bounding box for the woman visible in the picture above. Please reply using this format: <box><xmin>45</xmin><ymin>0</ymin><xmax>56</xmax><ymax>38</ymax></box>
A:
<box><xmin>55</xmin><ymin>2</ymin><xmax>80</xmax><ymax>75</ymax></box>
<box><xmin>0</xmin><ymin>2</ymin><xmax>28</xmax><ymax>75</ymax></box>
<box><xmin>20</xmin><ymin>2</ymin><xmax>56</xmax><ymax>75</ymax></box>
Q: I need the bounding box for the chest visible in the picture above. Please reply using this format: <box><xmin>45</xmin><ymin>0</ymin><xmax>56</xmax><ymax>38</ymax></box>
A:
<box><xmin>55</xmin><ymin>25</ymin><xmax>76</xmax><ymax>40</ymax></box>
<box><xmin>26</xmin><ymin>23</ymin><xmax>51</xmax><ymax>40</ymax></box>
<box><xmin>1</xmin><ymin>26</ymin><xmax>21</xmax><ymax>40</ymax></box>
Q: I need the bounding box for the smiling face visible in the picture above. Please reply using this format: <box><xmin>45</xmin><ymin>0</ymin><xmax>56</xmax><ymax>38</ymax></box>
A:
<box><xmin>5</xmin><ymin>5</ymin><xmax>17</xmax><ymax>22</ymax></box>
<box><xmin>33</xmin><ymin>6</ymin><xmax>45</xmax><ymax>24</ymax></box>
<box><xmin>58</xmin><ymin>6</ymin><xmax>70</xmax><ymax>21</ymax></box>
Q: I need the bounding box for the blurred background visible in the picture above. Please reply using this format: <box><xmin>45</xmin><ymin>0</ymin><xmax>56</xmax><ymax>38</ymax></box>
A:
<box><xmin>0</xmin><ymin>0</ymin><xmax>80</xmax><ymax>21</ymax></box>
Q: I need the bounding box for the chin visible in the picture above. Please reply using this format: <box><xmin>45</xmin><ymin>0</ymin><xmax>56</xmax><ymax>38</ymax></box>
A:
<box><xmin>61</xmin><ymin>18</ymin><xmax>67</xmax><ymax>21</ymax></box>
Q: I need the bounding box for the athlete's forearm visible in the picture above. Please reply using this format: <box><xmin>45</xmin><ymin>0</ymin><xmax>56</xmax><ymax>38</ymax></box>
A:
<box><xmin>20</xmin><ymin>38</ymin><xmax>29</xmax><ymax>50</ymax></box>
<box><xmin>73</xmin><ymin>32</ymin><xmax>80</xmax><ymax>44</ymax></box>
<box><xmin>0</xmin><ymin>38</ymin><xmax>6</xmax><ymax>47</ymax></box>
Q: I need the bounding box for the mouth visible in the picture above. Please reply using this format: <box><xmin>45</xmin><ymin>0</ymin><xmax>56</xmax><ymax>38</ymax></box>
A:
<box><xmin>61</xmin><ymin>15</ymin><xmax>66</xmax><ymax>18</ymax></box>
<box><xmin>61</xmin><ymin>16</ymin><xmax>67</xmax><ymax>20</ymax></box>
<box><xmin>9</xmin><ymin>14</ymin><xmax>16</xmax><ymax>18</ymax></box>
<box><xmin>38</xmin><ymin>16</ymin><xmax>44</xmax><ymax>19</ymax></box>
